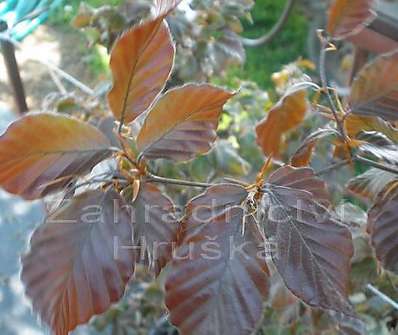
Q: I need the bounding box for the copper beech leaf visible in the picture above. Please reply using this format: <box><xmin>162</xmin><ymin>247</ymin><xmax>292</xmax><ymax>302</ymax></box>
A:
<box><xmin>368</xmin><ymin>185</ymin><xmax>398</xmax><ymax>273</ymax></box>
<box><xmin>108</xmin><ymin>17</ymin><xmax>175</xmax><ymax>124</ymax></box>
<box><xmin>133</xmin><ymin>182</ymin><xmax>178</xmax><ymax>276</ymax></box>
<box><xmin>350</xmin><ymin>50</ymin><xmax>398</xmax><ymax>121</ymax></box>
<box><xmin>327</xmin><ymin>0</ymin><xmax>376</xmax><ymax>40</ymax></box>
<box><xmin>256</xmin><ymin>89</ymin><xmax>308</xmax><ymax>158</ymax></box>
<box><xmin>265</xmin><ymin>166</ymin><xmax>331</xmax><ymax>205</ymax></box>
<box><xmin>137</xmin><ymin>84</ymin><xmax>234</xmax><ymax>161</ymax></box>
<box><xmin>262</xmin><ymin>166</ymin><xmax>354</xmax><ymax>316</ymax></box>
<box><xmin>21</xmin><ymin>188</ymin><xmax>135</xmax><ymax>335</ymax></box>
<box><xmin>0</xmin><ymin>113</ymin><xmax>111</xmax><ymax>200</ymax></box>
<box><xmin>154</xmin><ymin>0</ymin><xmax>182</xmax><ymax>16</ymax></box>
<box><xmin>358</xmin><ymin>143</ymin><xmax>398</xmax><ymax>167</ymax></box>
<box><xmin>345</xmin><ymin>114</ymin><xmax>398</xmax><ymax>142</ymax></box>
<box><xmin>165</xmin><ymin>184</ymin><xmax>269</xmax><ymax>335</ymax></box>
<box><xmin>290</xmin><ymin>128</ymin><xmax>339</xmax><ymax>167</ymax></box>
<box><xmin>347</xmin><ymin>168</ymin><xmax>398</xmax><ymax>204</ymax></box>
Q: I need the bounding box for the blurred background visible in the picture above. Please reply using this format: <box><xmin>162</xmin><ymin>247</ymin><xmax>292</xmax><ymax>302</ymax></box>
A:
<box><xmin>0</xmin><ymin>0</ymin><xmax>398</xmax><ymax>334</ymax></box>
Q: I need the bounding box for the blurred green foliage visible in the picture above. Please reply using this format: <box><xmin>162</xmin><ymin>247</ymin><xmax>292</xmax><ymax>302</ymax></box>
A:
<box><xmin>52</xmin><ymin>0</ymin><xmax>308</xmax><ymax>90</ymax></box>
<box><xmin>236</xmin><ymin>0</ymin><xmax>308</xmax><ymax>88</ymax></box>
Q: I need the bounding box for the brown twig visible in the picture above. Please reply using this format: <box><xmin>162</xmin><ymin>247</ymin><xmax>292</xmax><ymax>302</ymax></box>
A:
<box><xmin>146</xmin><ymin>173</ymin><xmax>215</xmax><ymax>188</ymax></box>
<box><xmin>316</xmin><ymin>160</ymin><xmax>351</xmax><ymax>176</ymax></box>
<box><xmin>355</xmin><ymin>156</ymin><xmax>398</xmax><ymax>175</ymax></box>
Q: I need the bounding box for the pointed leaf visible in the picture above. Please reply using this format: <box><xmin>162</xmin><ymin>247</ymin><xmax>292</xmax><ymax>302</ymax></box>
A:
<box><xmin>165</xmin><ymin>185</ymin><xmax>269</xmax><ymax>335</ymax></box>
<box><xmin>256</xmin><ymin>89</ymin><xmax>308</xmax><ymax>158</ymax></box>
<box><xmin>358</xmin><ymin>143</ymin><xmax>398</xmax><ymax>167</ymax></box>
<box><xmin>0</xmin><ymin>113</ymin><xmax>111</xmax><ymax>200</ymax></box>
<box><xmin>265</xmin><ymin>166</ymin><xmax>331</xmax><ymax>205</ymax></box>
<box><xmin>350</xmin><ymin>50</ymin><xmax>398</xmax><ymax>121</ymax></box>
<box><xmin>290</xmin><ymin>129</ymin><xmax>339</xmax><ymax>167</ymax></box>
<box><xmin>108</xmin><ymin>18</ymin><xmax>175</xmax><ymax>124</ymax></box>
<box><xmin>262</xmin><ymin>166</ymin><xmax>354</xmax><ymax>316</ymax></box>
<box><xmin>368</xmin><ymin>185</ymin><xmax>398</xmax><ymax>273</ymax></box>
<box><xmin>133</xmin><ymin>183</ymin><xmax>178</xmax><ymax>275</ymax></box>
<box><xmin>154</xmin><ymin>0</ymin><xmax>182</xmax><ymax>16</ymax></box>
<box><xmin>345</xmin><ymin>114</ymin><xmax>398</xmax><ymax>142</ymax></box>
<box><xmin>327</xmin><ymin>0</ymin><xmax>376</xmax><ymax>40</ymax></box>
<box><xmin>21</xmin><ymin>188</ymin><xmax>135</xmax><ymax>335</ymax></box>
<box><xmin>356</xmin><ymin>131</ymin><xmax>394</xmax><ymax>147</ymax></box>
<box><xmin>137</xmin><ymin>84</ymin><xmax>234</xmax><ymax>161</ymax></box>
<box><xmin>347</xmin><ymin>168</ymin><xmax>398</xmax><ymax>203</ymax></box>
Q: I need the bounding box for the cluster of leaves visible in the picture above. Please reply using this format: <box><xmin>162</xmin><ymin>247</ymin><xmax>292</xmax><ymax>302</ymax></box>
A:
<box><xmin>72</xmin><ymin>0</ymin><xmax>253</xmax><ymax>83</ymax></box>
<box><xmin>1</xmin><ymin>0</ymin><xmax>398</xmax><ymax>334</ymax></box>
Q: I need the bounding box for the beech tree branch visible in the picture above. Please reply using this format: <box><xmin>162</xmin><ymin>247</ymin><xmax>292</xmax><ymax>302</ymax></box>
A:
<box><xmin>367</xmin><ymin>284</ymin><xmax>398</xmax><ymax>310</ymax></box>
<box><xmin>316</xmin><ymin>160</ymin><xmax>350</xmax><ymax>176</ymax></box>
<box><xmin>146</xmin><ymin>173</ymin><xmax>215</xmax><ymax>188</ymax></box>
<box><xmin>355</xmin><ymin>156</ymin><xmax>398</xmax><ymax>175</ymax></box>
<box><xmin>319</xmin><ymin>40</ymin><xmax>348</xmax><ymax>144</ymax></box>
<box><xmin>241</xmin><ymin>0</ymin><xmax>296</xmax><ymax>47</ymax></box>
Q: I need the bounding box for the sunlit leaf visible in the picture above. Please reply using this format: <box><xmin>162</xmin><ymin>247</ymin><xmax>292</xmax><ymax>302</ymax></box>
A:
<box><xmin>21</xmin><ymin>188</ymin><xmax>135</xmax><ymax>335</ymax></box>
<box><xmin>347</xmin><ymin>168</ymin><xmax>398</xmax><ymax>203</ymax></box>
<box><xmin>261</xmin><ymin>166</ymin><xmax>354</xmax><ymax>316</ymax></box>
<box><xmin>0</xmin><ymin>113</ymin><xmax>111</xmax><ymax>200</ymax></box>
<box><xmin>154</xmin><ymin>0</ymin><xmax>182</xmax><ymax>16</ymax></box>
<box><xmin>358</xmin><ymin>143</ymin><xmax>398</xmax><ymax>167</ymax></box>
<box><xmin>333</xmin><ymin>137</ymin><xmax>361</xmax><ymax>161</ymax></box>
<box><xmin>356</xmin><ymin>131</ymin><xmax>394</xmax><ymax>147</ymax></box>
<box><xmin>290</xmin><ymin>128</ymin><xmax>339</xmax><ymax>167</ymax></box>
<box><xmin>108</xmin><ymin>18</ymin><xmax>175</xmax><ymax>124</ymax></box>
<box><xmin>133</xmin><ymin>182</ymin><xmax>178</xmax><ymax>275</ymax></box>
<box><xmin>256</xmin><ymin>89</ymin><xmax>308</xmax><ymax>158</ymax></box>
<box><xmin>327</xmin><ymin>0</ymin><xmax>376</xmax><ymax>40</ymax></box>
<box><xmin>264</xmin><ymin>166</ymin><xmax>331</xmax><ymax>205</ymax></box>
<box><xmin>137</xmin><ymin>84</ymin><xmax>234</xmax><ymax>161</ymax></box>
<box><xmin>368</xmin><ymin>185</ymin><xmax>398</xmax><ymax>273</ymax></box>
<box><xmin>345</xmin><ymin>114</ymin><xmax>398</xmax><ymax>142</ymax></box>
<box><xmin>350</xmin><ymin>50</ymin><xmax>398</xmax><ymax>121</ymax></box>
<box><xmin>165</xmin><ymin>184</ymin><xmax>269</xmax><ymax>335</ymax></box>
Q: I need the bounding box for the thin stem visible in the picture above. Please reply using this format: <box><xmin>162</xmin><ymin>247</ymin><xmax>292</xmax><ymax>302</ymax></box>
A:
<box><xmin>223</xmin><ymin>177</ymin><xmax>250</xmax><ymax>187</ymax></box>
<box><xmin>319</xmin><ymin>39</ymin><xmax>348</xmax><ymax>143</ymax></box>
<box><xmin>367</xmin><ymin>284</ymin><xmax>398</xmax><ymax>310</ymax></box>
<box><xmin>355</xmin><ymin>156</ymin><xmax>398</xmax><ymax>175</ymax></box>
<box><xmin>316</xmin><ymin>160</ymin><xmax>350</xmax><ymax>176</ymax></box>
<box><xmin>48</xmin><ymin>68</ymin><xmax>67</xmax><ymax>95</ymax></box>
<box><xmin>146</xmin><ymin>173</ymin><xmax>215</xmax><ymax>188</ymax></box>
<box><xmin>30</xmin><ymin>55</ymin><xmax>95</xmax><ymax>96</ymax></box>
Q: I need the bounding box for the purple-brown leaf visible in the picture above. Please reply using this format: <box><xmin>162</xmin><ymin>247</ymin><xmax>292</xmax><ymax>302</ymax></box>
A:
<box><xmin>108</xmin><ymin>18</ymin><xmax>175</xmax><ymax>124</ymax></box>
<box><xmin>165</xmin><ymin>184</ymin><xmax>269</xmax><ymax>335</ymax></box>
<box><xmin>347</xmin><ymin>168</ymin><xmax>398</xmax><ymax>204</ymax></box>
<box><xmin>137</xmin><ymin>84</ymin><xmax>234</xmax><ymax>161</ymax></box>
<box><xmin>368</xmin><ymin>185</ymin><xmax>398</xmax><ymax>273</ymax></box>
<box><xmin>350</xmin><ymin>50</ymin><xmax>398</xmax><ymax>121</ymax></box>
<box><xmin>261</xmin><ymin>166</ymin><xmax>354</xmax><ymax>316</ymax></box>
<box><xmin>133</xmin><ymin>183</ymin><xmax>178</xmax><ymax>275</ymax></box>
<box><xmin>265</xmin><ymin>166</ymin><xmax>331</xmax><ymax>205</ymax></box>
<box><xmin>21</xmin><ymin>188</ymin><xmax>135</xmax><ymax>335</ymax></box>
<box><xmin>0</xmin><ymin>113</ymin><xmax>111</xmax><ymax>200</ymax></box>
<box><xmin>327</xmin><ymin>0</ymin><xmax>376</xmax><ymax>40</ymax></box>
